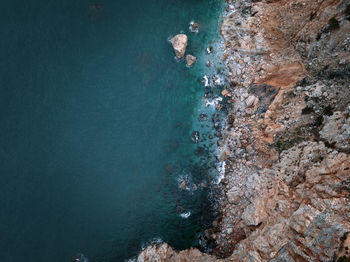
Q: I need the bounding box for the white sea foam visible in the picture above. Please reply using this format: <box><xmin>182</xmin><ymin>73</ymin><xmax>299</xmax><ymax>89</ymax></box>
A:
<box><xmin>180</xmin><ymin>211</ymin><xmax>191</xmax><ymax>219</ymax></box>
<box><xmin>176</xmin><ymin>172</ymin><xmax>196</xmax><ymax>193</ymax></box>
<box><xmin>213</xmin><ymin>75</ymin><xmax>224</xmax><ymax>86</ymax></box>
<box><xmin>141</xmin><ymin>237</ymin><xmax>163</xmax><ymax>250</ymax></box>
<box><xmin>205</xmin><ymin>96</ymin><xmax>223</xmax><ymax>108</ymax></box>
<box><xmin>215</xmin><ymin>161</ymin><xmax>226</xmax><ymax>184</ymax></box>
<box><xmin>203</xmin><ymin>75</ymin><xmax>209</xmax><ymax>86</ymax></box>
<box><xmin>189</xmin><ymin>21</ymin><xmax>199</xmax><ymax>33</ymax></box>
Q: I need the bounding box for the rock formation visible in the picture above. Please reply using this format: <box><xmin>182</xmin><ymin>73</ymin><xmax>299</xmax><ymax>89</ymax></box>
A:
<box><xmin>170</xmin><ymin>34</ymin><xmax>188</xmax><ymax>59</ymax></box>
<box><xmin>137</xmin><ymin>243</ymin><xmax>218</xmax><ymax>262</ymax></box>
<box><xmin>186</xmin><ymin>54</ymin><xmax>197</xmax><ymax>66</ymax></box>
<box><xmin>189</xmin><ymin>21</ymin><xmax>200</xmax><ymax>33</ymax></box>
<box><xmin>139</xmin><ymin>0</ymin><xmax>350</xmax><ymax>261</ymax></box>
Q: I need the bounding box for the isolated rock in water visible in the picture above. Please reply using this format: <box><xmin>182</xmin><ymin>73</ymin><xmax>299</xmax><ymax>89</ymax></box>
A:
<box><xmin>170</xmin><ymin>34</ymin><xmax>188</xmax><ymax>59</ymax></box>
<box><xmin>221</xmin><ymin>89</ymin><xmax>229</xmax><ymax>96</ymax></box>
<box><xmin>189</xmin><ymin>21</ymin><xmax>199</xmax><ymax>33</ymax></box>
<box><xmin>206</xmin><ymin>46</ymin><xmax>213</xmax><ymax>54</ymax></box>
<box><xmin>180</xmin><ymin>181</ymin><xmax>186</xmax><ymax>190</ymax></box>
<box><xmin>186</xmin><ymin>54</ymin><xmax>197</xmax><ymax>66</ymax></box>
<box><xmin>191</xmin><ymin>131</ymin><xmax>200</xmax><ymax>143</ymax></box>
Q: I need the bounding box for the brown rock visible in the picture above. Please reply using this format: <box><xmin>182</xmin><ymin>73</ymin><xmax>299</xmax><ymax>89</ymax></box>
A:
<box><xmin>180</xmin><ymin>181</ymin><xmax>186</xmax><ymax>190</ymax></box>
<box><xmin>170</xmin><ymin>34</ymin><xmax>188</xmax><ymax>59</ymax></box>
<box><xmin>186</xmin><ymin>54</ymin><xmax>197</xmax><ymax>66</ymax></box>
<box><xmin>221</xmin><ymin>89</ymin><xmax>229</xmax><ymax>96</ymax></box>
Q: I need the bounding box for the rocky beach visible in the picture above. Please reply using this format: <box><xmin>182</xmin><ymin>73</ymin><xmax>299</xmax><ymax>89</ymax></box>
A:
<box><xmin>138</xmin><ymin>0</ymin><xmax>350</xmax><ymax>261</ymax></box>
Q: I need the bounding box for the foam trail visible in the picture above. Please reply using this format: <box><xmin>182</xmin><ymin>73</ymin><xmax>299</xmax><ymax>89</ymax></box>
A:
<box><xmin>203</xmin><ymin>75</ymin><xmax>209</xmax><ymax>87</ymax></box>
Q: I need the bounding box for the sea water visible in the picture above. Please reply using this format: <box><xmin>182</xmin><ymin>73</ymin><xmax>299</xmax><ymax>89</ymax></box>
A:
<box><xmin>0</xmin><ymin>0</ymin><xmax>224</xmax><ymax>261</ymax></box>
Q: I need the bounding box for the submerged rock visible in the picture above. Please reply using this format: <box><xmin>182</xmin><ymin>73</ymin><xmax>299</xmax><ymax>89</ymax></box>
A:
<box><xmin>189</xmin><ymin>21</ymin><xmax>199</xmax><ymax>33</ymax></box>
<box><xmin>198</xmin><ymin>113</ymin><xmax>208</xmax><ymax>121</ymax></box>
<box><xmin>72</xmin><ymin>253</ymin><xmax>88</xmax><ymax>262</ymax></box>
<box><xmin>186</xmin><ymin>54</ymin><xmax>197</xmax><ymax>66</ymax></box>
<box><xmin>170</xmin><ymin>34</ymin><xmax>188</xmax><ymax>59</ymax></box>
<box><xmin>206</xmin><ymin>46</ymin><xmax>213</xmax><ymax>54</ymax></box>
<box><xmin>191</xmin><ymin>131</ymin><xmax>200</xmax><ymax>144</ymax></box>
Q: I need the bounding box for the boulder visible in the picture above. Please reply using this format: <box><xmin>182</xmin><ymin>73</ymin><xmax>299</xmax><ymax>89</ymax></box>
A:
<box><xmin>170</xmin><ymin>34</ymin><xmax>188</xmax><ymax>59</ymax></box>
<box><xmin>245</xmin><ymin>95</ymin><xmax>257</xmax><ymax>107</ymax></box>
<box><xmin>186</xmin><ymin>54</ymin><xmax>197</xmax><ymax>66</ymax></box>
<box><xmin>221</xmin><ymin>89</ymin><xmax>229</xmax><ymax>96</ymax></box>
<box><xmin>189</xmin><ymin>21</ymin><xmax>199</xmax><ymax>33</ymax></box>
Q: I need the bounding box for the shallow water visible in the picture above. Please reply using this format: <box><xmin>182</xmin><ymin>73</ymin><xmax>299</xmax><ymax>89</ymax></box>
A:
<box><xmin>0</xmin><ymin>0</ymin><xmax>223</xmax><ymax>261</ymax></box>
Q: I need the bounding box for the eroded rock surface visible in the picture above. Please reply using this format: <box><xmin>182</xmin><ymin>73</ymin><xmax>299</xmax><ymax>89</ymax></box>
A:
<box><xmin>139</xmin><ymin>0</ymin><xmax>350</xmax><ymax>261</ymax></box>
<box><xmin>170</xmin><ymin>34</ymin><xmax>188</xmax><ymax>59</ymax></box>
<box><xmin>186</xmin><ymin>54</ymin><xmax>197</xmax><ymax>66</ymax></box>
<box><xmin>137</xmin><ymin>243</ymin><xmax>219</xmax><ymax>262</ymax></box>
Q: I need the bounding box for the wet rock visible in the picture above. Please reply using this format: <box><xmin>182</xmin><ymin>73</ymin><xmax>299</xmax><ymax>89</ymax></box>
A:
<box><xmin>170</xmin><ymin>34</ymin><xmax>188</xmax><ymax>59</ymax></box>
<box><xmin>191</xmin><ymin>131</ymin><xmax>200</xmax><ymax>144</ymax></box>
<box><xmin>213</xmin><ymin>75</ymin><xmax>223</xmax><ymax>86</ymax></box>
<box><xmin>137</xmin><ymin>243</ymin><xmax>217</xmax><ymax>262</ymax></box>
<box><xmin>198</xmin><ymin>113</ymin><xmax>208</xmax><ymax>121</ymax></box>
<box><xmin>180</xmin><ymin>181</ymin><xmax>186</xmax><ymax>190</ymax></box>
<box><xmin>189</xmin><ymin>21</ymin><xmax>199</xmax><ymax>33</ymax></box>
<box><xmin>221</xmin><ymin>89</ymin><xmax>229</xmax><ymax>96</ymax></box>
<box><xmin>206</xmin><ymin>46</ymin><xmax>213</xmax><ymax>54</ymax></box>
<box><xmin>186</xmin><ymin>54</ymin><xmax>197</xmax><ymax>66</ymax></box>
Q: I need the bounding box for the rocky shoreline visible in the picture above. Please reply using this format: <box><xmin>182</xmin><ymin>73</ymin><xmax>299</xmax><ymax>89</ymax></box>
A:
<box><xmin>138</xmin><ymin>0</ymin><xmax>350</xmax><ymax>261</ymax></box>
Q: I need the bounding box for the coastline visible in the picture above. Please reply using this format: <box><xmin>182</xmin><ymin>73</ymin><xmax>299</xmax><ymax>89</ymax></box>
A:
<box><xmin>138</xmin><ymin>0</ymin><xmax>350</xmax><ymax>261</ymax></box>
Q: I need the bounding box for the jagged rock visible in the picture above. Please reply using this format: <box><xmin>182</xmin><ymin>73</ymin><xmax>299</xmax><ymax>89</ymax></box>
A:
<box><xmin>137</xmin><ymin>243</ymin><xmax>218</xmax><ymax>262</ymax></box>
<box><xmin>139</xmin><ymin>0</ymin><xmax>350</xmax><ymax>261</ymax></box>
<box><xmin>186</xmin><ymin>54</ymin><xmax>197</xmax><ymax>66</ymax></box>
<box><xmin>170</xmin><ymin>34</ymin><xmax>188</xmax><ymax>59</ymax></box>
<box><xmin>241</xmin><ymin>198</ymin><xmax>266</xmax><ymax>226</ymax></box>
<box><xmin>320</xmin><ymin>111</ymin><xmax>350</xmax><ymax>151</ymax></box>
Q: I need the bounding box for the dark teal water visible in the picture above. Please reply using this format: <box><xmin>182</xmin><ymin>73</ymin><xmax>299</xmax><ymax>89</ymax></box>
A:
<box><xmin>0</xmin><ymin>1</ymin><xmax>223</xmax><ymax>261</ymax></box>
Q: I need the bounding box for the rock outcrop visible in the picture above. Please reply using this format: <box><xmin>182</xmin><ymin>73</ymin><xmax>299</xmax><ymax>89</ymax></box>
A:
<box><xmin>139</xmin><ymin>0</ymin><xmax>350</xmax><ymax>261</ymax></box>
<box><xmin>186</xmin><ymin>54</ymin><xmax>197</xmax><ymax>66</ymax></box>
<box><xmin>137</xmin><ymin>243</ymin><xmax>218</xmax><ymax>262</ymax></box>
<box><xmin>170</xmin><ymin>34</ymin><xmax>188</xmax><ymax>59</ymax></box>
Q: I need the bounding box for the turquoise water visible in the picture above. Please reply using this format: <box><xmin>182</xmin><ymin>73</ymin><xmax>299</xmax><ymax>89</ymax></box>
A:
<box><xmin>0</xmin><ymin>1</ymin><xmax>223</xmax><ymax>261</ymax></box>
